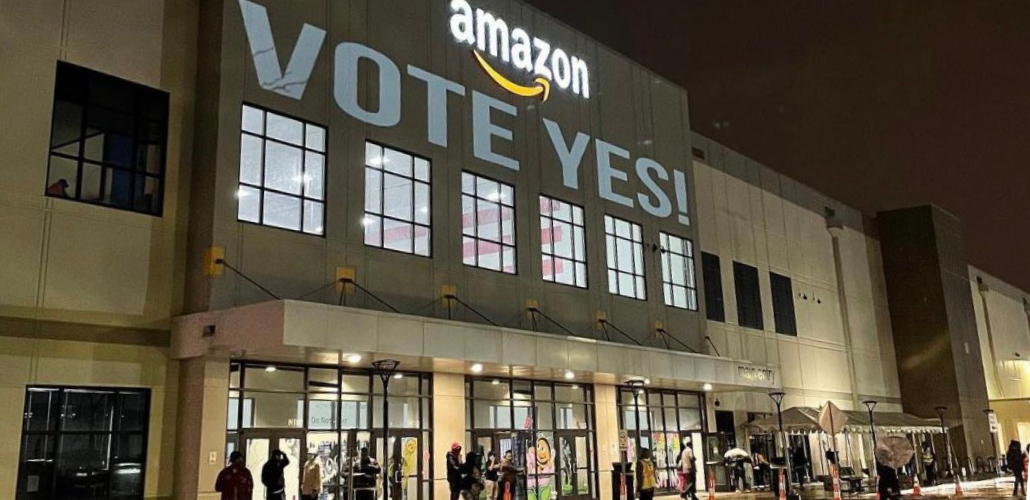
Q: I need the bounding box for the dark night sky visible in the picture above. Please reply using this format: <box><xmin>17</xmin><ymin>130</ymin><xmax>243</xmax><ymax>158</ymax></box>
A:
<box><xmin>523</xmin><ymin>0</ymin><xmax>1030</xmax><ymax>291</ymax></box>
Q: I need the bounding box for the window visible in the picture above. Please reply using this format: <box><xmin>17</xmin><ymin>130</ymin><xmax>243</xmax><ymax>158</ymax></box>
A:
<box><xmin>462</xmin><ymin>172</ymin><xmax>516</xmax><ymax>273</ymax></box>
<box><xmin>467</xmin><ymin>378</ymin><xmax>598</xmax><ymax>500</ymax></box>
<box><xmin>46</xmin><ymin>62</ymin><xmax>168</xmax><ymax>215</ymax></box>
<box><xmin>733</xmin><ymin>262</ymin><xmax>763</xmax><ymax>329</ymax></box>
<box><xmin>18</xmin><ymin>387</ymin><xmax>150</xmax><ymax>500</ymax></box>
<box><xmin>237</xmin><ymin>104</ymin><xmax>326</xmax><ymax>235</ymax></box>
<box><xmin>702</xmin><ymin>253</ymin><xmax>726</xmax><ymax>322</ymax></box>
<box><xmin>770</xmin><ymin>272</ymin><xmax>798</xmax><ymax>335</ymax></box>
<box><xmin>659</xmin><ymin>233</ymin><xmax>698</xmax><ymax>310</ymax></box>
<box><xmin>604</xmin><ymin>215</ymin><xmax>645</xmax><ymax>300</ymax></box>
<box><xmin>540</xmin><ymin>196</ymin><xmax>587</xmax><ymax>288</ymax></box>
<box><xmin>617</xmin><ymin>387</ymin><xmax>704</xmax><ymax>494</ymax></box>
<box><xmin>363</xmin><ymin>143</ymin><xmax>431</xmax><ymax>256</ymax></box>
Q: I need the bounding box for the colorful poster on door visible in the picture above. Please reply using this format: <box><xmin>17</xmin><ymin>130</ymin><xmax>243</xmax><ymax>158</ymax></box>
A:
<box><xmin>527</xmin><ymin>433</ymin><xmax>554</xmax><ymax>500</ymax></box>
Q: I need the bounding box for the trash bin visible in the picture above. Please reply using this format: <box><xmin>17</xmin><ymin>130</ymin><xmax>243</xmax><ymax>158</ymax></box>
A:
<box><xmin>611</xmin><ymin>462</ymin><xmax>635</xmax><ymax>500</ymax></box>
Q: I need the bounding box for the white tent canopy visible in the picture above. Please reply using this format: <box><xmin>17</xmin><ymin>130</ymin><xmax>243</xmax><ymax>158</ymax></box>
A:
<box><xmin>747</xmin><ymin>407</ymin><xmax>944</xmax><ymax>435</ymax></box>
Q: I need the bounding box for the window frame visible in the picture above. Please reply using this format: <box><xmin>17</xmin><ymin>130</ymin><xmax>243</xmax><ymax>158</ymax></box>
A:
<box><xmin>236</xmin><ymin>103</ymin><xmax>327</xmax><ymax>236</ymax></box>
<box><xmin>45</xmin><ymin>62</ymin><xmax>169</xmax><ymax>217</ymax></box>
<box><xmin>701</xmin><ymin>252</ymin><xmax>726</xmax><ymax>322</ymax></box>
<box><xmin>362</xmin><ymin>140</ymin><xmax>433</xmax><ymax>257</ymax></box>
<box><xmin>539</xmin><ymin>195</ymin><xmax>588</xmax><ymax>289</ymax></box>
<box><xmin>659</xmin><ymin>232</ymin><xmax>698</xmax><ymax>310</ymax></box>
<box><xmin>733</xmin><ymin>261</ymin><xmax>764</xmax><ymax>330</ymax></box>
<box><xmin>17</xmin><ymin>386</ymin><xmax>152</xmax><ymax>500</ymax></box>
<box><xmin>461</xmin><ymin>171</ymin><xmax>518</xmax><ymax>275</ymax></box>
<box><xmin>770</xmin><ymin>272</ymin><xmax>798</xmax><ymax>336</ymax></box>
<box><xmin>604</xmin><ymin>215</ymin><xmax>647</xmax><ymax>300</ymax></box>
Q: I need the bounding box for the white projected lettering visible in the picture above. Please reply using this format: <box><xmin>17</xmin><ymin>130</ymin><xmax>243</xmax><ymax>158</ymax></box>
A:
<box><xmin>238</xmin><ymin>0</ymin><xmax>691</xmax><ymax>227</ymax></box>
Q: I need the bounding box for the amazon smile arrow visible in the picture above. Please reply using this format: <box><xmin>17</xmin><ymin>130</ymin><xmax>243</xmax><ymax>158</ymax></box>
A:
<box><xmin>474</xmin><ymin>50</ymin><xmax>551</xmax><ymax>102</ymax></box>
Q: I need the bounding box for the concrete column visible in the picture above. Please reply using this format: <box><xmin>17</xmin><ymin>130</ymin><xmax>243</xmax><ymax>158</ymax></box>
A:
<box><xmin>595</xmin><ymin>385</ymin><xmax>620</xmax><ymax>500</ymax></box>
<box><xmin>432</xmin><ymin>374</ymin><xmax>466</xmax><ymax>500</ymax></box>
<box><xmin>173</xmin><ymin>357</ymin><xmax>230</xmax><ymax>500</ymax></box>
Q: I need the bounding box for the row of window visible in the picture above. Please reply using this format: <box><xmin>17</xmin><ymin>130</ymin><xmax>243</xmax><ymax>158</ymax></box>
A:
<box><xmin>235</xmin><ymin>105</ymin><xmax>699</xmax><ymax>309</ymax></box>
<box><xmin>701</xmin><ymin>254</ymin><xmax>798</xmax><ymax>336</ymax></box>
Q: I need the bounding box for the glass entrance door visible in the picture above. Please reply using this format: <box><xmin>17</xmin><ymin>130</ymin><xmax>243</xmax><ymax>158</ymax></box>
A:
<box><xmin>556</xmin><ymin>432</ymin><xmax>592</xmax><ymax>500</ymax></box>
<box><xmin>243</xmin><ymin>431</ymin><xmax>303</xmax><ymax>500</ymax></box>
<box><xmin>374</xmin><ymin>431</ymin><xmax>425</xmax><ymax>500</ymax></box>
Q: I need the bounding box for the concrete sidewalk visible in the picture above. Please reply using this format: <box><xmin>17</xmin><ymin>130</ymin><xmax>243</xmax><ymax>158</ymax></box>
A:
<box><xmin>654</xmin><ymin>477</ymin><xmax>1019</xmax><ymax>500</ymax></box>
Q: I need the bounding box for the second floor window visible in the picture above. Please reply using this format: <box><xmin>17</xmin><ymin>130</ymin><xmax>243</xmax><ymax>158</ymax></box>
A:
<box><xmin>771</xmin><ymin>272</ymin><xmax>798</xmax><ymax>335</ymax></box>
<box><xmin>46</xmin><ymin>62</ymin><xmax>168</xmax><ymax>216</ymax></box>
<box><xmin>540</xmin><ymin>196</ymin><xmax>587</xmax><ymax>288</ymax></box>
<box><xmin>604</xmin><ymin>215</ymin><xmax>645</xmax><ymax>300</ymax></box>
<box><xmin>363</xmin><ymin>143</ymin><xmax>431</xmax><ymax>256</ymax></box>
<box><xmin>659</xmin><ymin>232</ymin><xmax>698</xmax><ymax>310</ymax></box>
<box><xmin>733</xmin><ymin>262</ymin><xmax>764</xmax><ymax>329</ymax></box>
<box><xmin>702</xmin><ymin>252</ymin><xmax>726</xmax><ymax>322</ymax></box>
<box><xmin>462</xmin><ymin>172</ymin><xmax>516</xmax><ymax>274</ymax></box>
<box><xmin>237</xmin><ymin>105</ymin><xmax>326</xmax><ymax>235</ymax></box>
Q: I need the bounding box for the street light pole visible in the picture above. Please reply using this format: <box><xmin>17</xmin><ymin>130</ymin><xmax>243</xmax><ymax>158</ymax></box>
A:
<box><xmin>935</xmin><ymin>406</ymin><xmax>955</xmax><ymax>482</ymax></box>
<box><xmin>626</xmin><ymin>379</ymin><xmax>646</xmax><ymax>500</ymax></box>
<box><xmin>769</xmin><ymin>392</ymin><xmax>792</xmax><ymax>496</ymax></box>
<box><xmin>863</xmin><ymin>400</ymin><xmax>878</xmax><ymax>490</ymax></box>
<box><xmin>983</xmin><ymin>408</ymin><xmax>999</xmax><ymax>476</ymax></box>
<box><xmin>373</xmin><ymin>359</ymin><xmax>401</xmax><ymax>500</ymax></box>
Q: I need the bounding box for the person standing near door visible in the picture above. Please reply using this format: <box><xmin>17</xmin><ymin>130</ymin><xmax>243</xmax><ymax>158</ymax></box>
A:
<box><xmin>262</xmin><ymin>450</ymin><xmax>291</xmax><ymax>500</ymax></box>
<box><xmin>447</xmin><ymin>443</ymin><xmax>464</xmax><ymax>500</ymax></box>
<box><xmin>678</xmin><ymin>440</ymin><xmax>698</xmax><ymax>500</ymax></box>
<box><xmin>484</xmin><ymin>451</ymin><xmax>500</xmax><ymax>500</ymax></box>
<box><xmin>636</xmin><ymin>448</ymin><xmax>658</xmax><ymax>500</ymax></box>
<box><xmin>216</xmin><ymin>451</ymin><xmax>254</xmax><ymax>500</ymax></box>
<box><xmin>301</xmin><ymin>452</ymin><xmax>323</xmax><ymax>500</ymax></box>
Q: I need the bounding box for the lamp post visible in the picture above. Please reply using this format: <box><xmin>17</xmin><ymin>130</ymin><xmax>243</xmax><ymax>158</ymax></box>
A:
<box><xmin>625</xmin><ymin>379</ymin><xmax>646</xmax><ymax>500</ymax></box>
<box><xmin>769</xmin><ymin>391</ymin><xmax>792</xmax><ymax>496</ymax></box>
<box><xmin>373</xmin><ymin>359</ymin><xmax>401</xmax><ymax>500</ymax></box>
<box><xmin>863</xmin><ymin>400</ymin><xmax>878</xmax><ymax>488</ymax></box>
<box><xmin>983</xmin><ymin>408</ymin><xmax>999</xmax><ymax>475</ymax></box>
<box><xmin>935</xmin><ymin>406</ymin><xmax>955</xmax><ymax>481</ymax></box>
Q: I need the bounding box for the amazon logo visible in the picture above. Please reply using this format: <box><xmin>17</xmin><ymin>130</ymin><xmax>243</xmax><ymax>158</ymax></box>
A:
<box><xmin>450</xmin><ymin>0</ymin><xmax>591</xmax><ymax>101</ymax></box>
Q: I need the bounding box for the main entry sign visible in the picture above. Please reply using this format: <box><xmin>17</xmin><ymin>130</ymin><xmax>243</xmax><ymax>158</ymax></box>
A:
<box><xmin>238</xmin><ymin>0</ymin><xmax>691</xmax><ymax>227</ymax></box>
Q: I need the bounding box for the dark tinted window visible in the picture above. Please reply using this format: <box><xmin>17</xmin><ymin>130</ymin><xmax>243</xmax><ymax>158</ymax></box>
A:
<box><xmin>46</xmin><ymin>62</ymin><xmax>168</xmax><ymax>215</ymax></box>
<box><xmin>770</xmin><ymin>272</ymin><xmax>798</xmax><ymax>335</ymax></box>
<box><xmin>702</xmin><ymin>252</ymin><xmax>725</xmax><ymax>322</ymax></box>
<box><xmin>733</xmin><ymin>262</ymin><xmax>763</xmax><ymax>329</ymax></box>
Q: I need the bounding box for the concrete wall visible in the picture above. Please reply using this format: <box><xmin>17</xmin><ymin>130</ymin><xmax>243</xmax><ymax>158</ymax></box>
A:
<box><xmin>185</xmin><ymin>0</ymin><xmax>704</xmax><ymax>352</ymax></box>
<box><xmin>690</xmin><ymin>134</ymin><xmax>902</xmax><ymax>418</ymax></box>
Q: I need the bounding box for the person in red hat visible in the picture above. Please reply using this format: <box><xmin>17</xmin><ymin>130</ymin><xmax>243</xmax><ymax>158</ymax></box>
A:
<box><xmin>447</xmin><ymin>442</ymin><xmax>464</xmax><ymax>500</ymax></box>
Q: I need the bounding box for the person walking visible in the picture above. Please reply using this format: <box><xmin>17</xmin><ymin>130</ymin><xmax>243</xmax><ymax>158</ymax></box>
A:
<box><xmin>484</xmin><ymin>451</ymin><xmax>501</xmax><ymax>500</ymax></box>
<box><xmin>216</xmin><ymin>451</ymin><xmax>254</xmax><ymax>500</ymax></box>
<box><xmin>678</xmin><ymin>440</ymin><xmax>698</xmax><ymax>500</ymax></box>
<box><xmin>261</xmin><ymin>450</ymin><xmax>290</xmax><ymax>500</ymax></box>
<box><xmin>447</xmin><ymin>443</ymin><xmax>464</xmax><ymax>500</ymax></box>
<box><xmin>1008</xmin><ymin>440</ymin><xmax>1026</xmax><ymax>497</ymax></box>
<box><xmin>636</xmin><ymin>448</ymin><xmax>658</xmax><ymax>500</ymax></box>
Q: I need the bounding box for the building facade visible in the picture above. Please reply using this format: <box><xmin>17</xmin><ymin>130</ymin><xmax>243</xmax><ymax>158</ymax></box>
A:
<box><xmin>0</xmin><ymin>1</ymin><xmax>996</xmax><ymax>500</ymax></box>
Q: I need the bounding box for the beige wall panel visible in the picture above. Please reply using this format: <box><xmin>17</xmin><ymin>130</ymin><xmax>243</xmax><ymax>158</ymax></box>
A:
<box><xmin>65</xmin><ymin>0</ymin><xmax>165</xmax><ymax>87</ymax></box>
<box><xmin>0</xmin><ymin>47</ymin><xmax>56</xmax><ymax>194</ymax></box>
<box><xmin>0</xmin><ymin>204</ymin><xmax>44</xmax><ymax>308</ymax></box>
<box><xmin>42</xmin><ymin>211</ymin><xmax>152</xmax><ymax>316</ymax></box>
<box><xmin>777</xmin><ymin>341</ymin><xmax>803</xmax><ymax>389</ymax></box>
<box><xmin>433</xmin><ymin>374</ymin><xmax>466</xmax><ymax>500</ymax></box>
<box><xmin>767</xmin><ymin>233</ymin><xmax>789</xmax><ymax>275</ymax></box>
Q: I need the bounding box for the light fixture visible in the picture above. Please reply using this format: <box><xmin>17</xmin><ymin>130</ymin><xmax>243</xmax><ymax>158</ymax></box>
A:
<box><xmin>265</xmin><ymin>365</ymin><xmax>277</xmax><ymax>373</ymax></box>
<box><xmin>644</xmin><ymin>378</ymin><xmax>651</xmax><ymax>385</ymax></box>
<box><xmin>471</xmin><ymin>363</ymin><xmax>484</xmax><ymax>374</ymax></box>
<box><xmin>702</xmin><ymin>383</ymin><xmax>713</xmax><ymax>392</ymax></box>
<box><xmin>492</xmin><ymin>379</ymin><xmax>500</xmax><ymax>386</ymax></box>
<box><xmin>236</xmin><ymin>188</ymin><xmax>250</xmax><ymax>198</ymax></box>
<box><xmin>361</xmin><ymin>217</ymin><xmax>375</xmax><ymax>227</ymax></box>
<box><xmin>393</xmin><ymin>373</ymin><xmax>404</xmax><ymax>380</ymax></box>
<box><xmin>347</xmin><ymin>354</ymin><xmax>362</xmax><ymax>364</ymax></box>
<box><xmin>564</xmin><ymin>370</ymin><xmax>575</xmax><ymax>380</ymax></box>
<box><xmin>572</xmin><ymin>385</ymin><xmax>579</xmax><ymax>390</ymax></box>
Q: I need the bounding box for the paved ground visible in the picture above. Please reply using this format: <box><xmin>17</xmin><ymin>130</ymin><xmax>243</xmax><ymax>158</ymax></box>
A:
<box><xmin>654</xmin><ymin>477</ymin><xmax>1022</xmax><ymax>500</ymax></box>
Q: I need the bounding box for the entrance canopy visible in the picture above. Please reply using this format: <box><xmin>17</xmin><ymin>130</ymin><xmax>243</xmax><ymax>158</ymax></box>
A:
<box><xmin>746</xmin><ymin>407</ymin><xmax>943</xmax><ymax>435</ymax></box>
<box><xmin>172</xmin><ymin>299</ymin><xmax>780</xmax><ymax>392</ymax></box>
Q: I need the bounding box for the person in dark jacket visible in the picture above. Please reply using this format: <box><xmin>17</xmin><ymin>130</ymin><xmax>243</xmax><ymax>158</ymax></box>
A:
<box><xmin>921</xmin><ymin>442</ymin><xmax>937</xmax><ymax>486</ymax></box>
<box><xmin>1008</xmin><ymin>440</ymin><xmax>1025</xmax><ymax>497</ymax></box>
<box><xmin>261</xmin><ymin>450</ymin><xmax>290</xmax><ymax>500</ymax></box>
<box><xmin>876</xmin><ymin>462</ymin><xmax>901</xmax><ymax>500</ymax></box>
<box><xmin>497</xmin><ymin>451</ymin><xmax>522</xmax><ymax>500</ymax></box>
<box><xmin>461</xmin><ymin>451</ymin><xmax>484</xmax><ymax>500</ymax></box>
<box><xmin>216</xmin><ymin>451</ymin><xmax>254</xmax><ymax>500</ymax></box>
<box><xmin>446</xmin><ymin>443</ymin><xmax>464</xmax><ymax>500</ymax></box>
